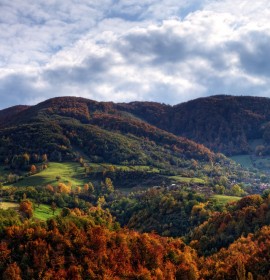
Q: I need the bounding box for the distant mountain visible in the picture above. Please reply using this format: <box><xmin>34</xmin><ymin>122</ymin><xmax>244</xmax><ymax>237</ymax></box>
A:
<box><xmin>0</xmin><ymin>97</ymin><xmax>215</xmax><ymax>170</ymax></box>
<box><xmin>2</xmin><ymin>94</ymin><xmax>269</xmax><ymax>165</ymax></box>
<box><xmin>117</xmin><ymin>95</ymin><xmax>270</xmax><ymax>155</ymax></box>
<box><xmin>168</xmin><ymin>95</ymin><xmax>270</xmax><ymax>155</ymax></box>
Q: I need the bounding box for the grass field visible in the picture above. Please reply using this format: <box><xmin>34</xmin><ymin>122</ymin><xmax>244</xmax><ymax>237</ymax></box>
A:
<box><xmin>230</xmin><ymin>155</ymin><xmax>253</xmax><ymax>168</ymax></box>
<box><xmin>253</xmin><ymin>157</ymin><xmax>270</xmax><ymax>169</ymax></box>
<box><xmin>1</xmin><ymin>159</ymin><xmax>163</xmax><ymax>190</ymax></box>
<box><xmin>33</xmin><ymin>204</ymin><xmax>61</xmax><ymax>220</ymax></box>
<box><xmin>231</xmin><ymin>153</ymin><xmax>270</xmax><ymax>169</ymax></box>
<box><xmin>11</xmin><ymin>162</ymin><xmax>88</xmax><ymax>188</ymax></box>
<box><xmin>0</xmin><ymin>201</ymin><xmax>19</xmax><ymax>210</ymax></box>
<box><xmin>211</xmin><ymin>194</ymin><xmax>241</xmax><ymax>207</ymax></box>
<box><xmin>0</xmin><ymin>202</ymin><xmax>61</xmax><ymax>220</ymax></box>
<box><xmin>169</xmin><ymin>176</ymin><xmax>205</xmax><ymax>184</ymax></box>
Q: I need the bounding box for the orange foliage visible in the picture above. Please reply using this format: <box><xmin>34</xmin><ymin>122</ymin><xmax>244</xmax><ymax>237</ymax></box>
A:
<box><xmin>0</xmin><ymin>216</ymin><xmax>199</xmax><ymax>279</ymax></box>
<box><xmin>19</xmin><ymin>200</ymin><xmax>33</xmax><ymax>219</ymax></box>
<box><xmin>57</xmin><ymin>183</ymin><xmax>71</xmax><ymax>194</ymax></box>
<box><xmin>3</xmin><ymin>262</ymin><xmax>22</xmax><ymax>280</ymax></box>
<box><xmin>201</xmin><ymin>226</ymin><xmax>270</xmax><ymax>279</ymax></box>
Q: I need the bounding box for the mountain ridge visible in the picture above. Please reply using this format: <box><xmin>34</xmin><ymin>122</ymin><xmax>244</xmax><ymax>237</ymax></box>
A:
<box><xmin>2</xmin><ymin>94</ymin><xmax>270</xmax><ymax>157</ymax></box>
<box><xmin>0</xmin><ymin>96</ymin><xmax>217</xmax><ymax>178</ymax></box>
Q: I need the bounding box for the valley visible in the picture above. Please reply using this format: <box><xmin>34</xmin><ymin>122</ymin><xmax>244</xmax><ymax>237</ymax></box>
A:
<box><xmin>0</xmin><ymin>95</ymin><xmax>270</xmax><ymax>279</ymax></box>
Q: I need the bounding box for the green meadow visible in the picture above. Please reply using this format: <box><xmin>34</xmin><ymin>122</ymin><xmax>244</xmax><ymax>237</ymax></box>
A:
<box><xmin>211</xmin><ymin>194</ymin><xmax>241</xmax><ymax>207</ymax></box>
<box><xmin>230</xmin><ymin>155</ymin><xmax>253</xmax><ymax>168</ymax></box>
<box><xmin>169</xmin><ymin>176</ymin><xmax>205</xmax><ymax>184</ymax></box>
<box><xmin>11</xmin><ymin>162</ymin><xmax>88</xmax><ymax>187</ymax></box>
<box><xmin>33</xmin><ymin>204</ymin><xmax>61</xmax><ymax>221</ymax></box>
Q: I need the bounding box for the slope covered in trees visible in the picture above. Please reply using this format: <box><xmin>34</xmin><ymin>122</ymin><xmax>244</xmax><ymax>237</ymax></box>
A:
<box><xmin>200</xmin><ymin>225</ymin><xmax>270</xmax><ymax>279</ymax></box>
<box><xmin>0</xmin><ymin>210</ymin><xmax>200</xmax><ymax>280</ymax></box>
<box><xmin>2</xmin><ymin>96</ymin><xmax>270</xmax><ymax>278</ymax></box>
<box><xmin>118</xmin><ymin>95</ymin><xmax>270</xmax><ymax>155</ymax></box>
<box><xmin>189</xmin><ymin>194</ymin><xmax>270</xmax><ymax>256</ymax></box>
<box><xmin>0</xmin><ymin>105</ymin><xmax>29</xmax><ymax>127</ymax></box>
<box><xmin>0</xmin><ymin>96</ymin><xmax>217</xmax><ymax>171</ymax></box>
<box><xmin>1</xmin><ymin>203</ymin><xmax>270</xmax><ymax>279</ymax></box>
<box><xmin>3</xmin><ymin>95</ymin><xmax>270</xmax><ymax>157</ymax></box>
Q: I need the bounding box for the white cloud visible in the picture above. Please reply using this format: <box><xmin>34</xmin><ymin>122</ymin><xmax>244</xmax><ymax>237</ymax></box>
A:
<box><xmin>1</xmin><ymin>0</ymin><xmax>270</xmax><ymax>108</ymax></box>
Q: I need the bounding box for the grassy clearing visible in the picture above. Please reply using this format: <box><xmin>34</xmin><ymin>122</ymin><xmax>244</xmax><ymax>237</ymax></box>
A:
<box><xmin>169</xmin><ymin>176</ymin><xmax>205</xmax><ymax>184</ymax></box>
<box><xmin>231</xmin><ymin>153</ymin><xmax>270</xmax><ymax>169</ymax></box>
<box><xmin>231</xmin><ymin>155</ymin><xmax>253</xmax><ymax>168</ymax></box>
<box><xmin>253</xmin><ymin>157</ymin><xmax>270</xmax><ymax>169</ymax></box>
<box><xmin>33</xmin><ymin>204</ymin><xmax>61</xmax><ymax>221</ymax></box>
<box><xmin>0</xmin><ymin>201</ymin><xmax>19</xmax><ymax>210</ymax></box>
<box><xmin>211</xmin><ymin>195</ymin><xmax>241</xmax><ymax>207</ymax></box>
<box><xmin>0</xmin><ymin>201</ymin><xmax>60</xmax><ymax>221</ymax></box>
<box><xmin>11</xmin><ymin>162</ymin><xmax>88</xmax><ymax>188</ymax></box>
<box><xmin>1</xmin><ymin>159</ymin><xmax>162</xmax><ymax>188</ymax></box>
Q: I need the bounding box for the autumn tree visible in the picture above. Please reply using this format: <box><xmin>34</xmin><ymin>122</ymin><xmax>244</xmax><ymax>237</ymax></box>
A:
<box><xmin>30</xmin><ymin>164</ymin><xmax>37</xmax><ymax>174</ymax></box>
<box><xmin>46</xmin><ymin>184</ymin><xmax>54</xmax><ymax>193</ymax></box>
<box><xmin>231</xmin><ymin>184</ymin><xmax>245</xmax><ymax>196</ymax></box>
<box><xmin>101</xmin><ymin>178</ymin><xmax>114</xmax><ymax>194</ymax></box>
<box><xmin>83</xmin><ymin>183</ymin><xmax>89</xmax><ymax>192</ymax></box>
<box><xmin>75</xmin><ymin>186</ymin><xmax>81</xmax><ymax>194</ymax></box>
<box><xmin>97</xmin><ymin>196</ymin><xmax>106</xmax><ymax>208</ymax></box>
<box><xmin>3</xmin><ymin>262</ymin><xmax>22</xmax><ymax>280</ymax></box>
<box><xmin>19</xmin><ymin>200</ymin><xmax>33</xmax><ymax>219</ymax></box>
<box><xmin>57</xmin><ymin>183</ymin><xmax>71</xmax><ymax>194</ymax></box>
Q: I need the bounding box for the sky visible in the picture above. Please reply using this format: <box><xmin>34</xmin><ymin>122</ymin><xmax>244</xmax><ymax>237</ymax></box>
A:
<box><xmin>1</xmin><ymin>0</ymin><xmax>270</xmax><ymax>109</ymax></box>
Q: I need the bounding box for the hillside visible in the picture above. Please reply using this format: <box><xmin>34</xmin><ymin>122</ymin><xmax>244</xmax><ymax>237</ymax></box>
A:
<box><xmin>3</xmin><ymin>95</ymin><xmax>270</xmax><ymax>158</ymax></box>
<box><xmin>1</xmin><ymin>96</ymin><xmax>270</xmax><ymax>278</ymax></box>
<box><xmin>0</xmin><ymin>96</ymin><xmax>215</xmax><ymax>167</ymax></box>
<box><xmin>2</xmin><ymin>95</ymin><xmax>269</xmax><ymax>190</ymax></box>
<box><xmin>117</xmin><ymin>95</ymin><xmax>270</xmax><ymax>156</ymax></box>
<box><xmin>1</xmin><ymin>198</ymin><xmax>270</xmax><ymax>279</ymax></box>
<box><xmin>1</xmin><ymin>96</ymin><xmax>232</xmax><ymax>190</ymax></box>
<box><xmin>0</xmin><ymin>105</ymin><xmax>30</xmax><ymax>127</ymax></box>
<box><xmin>169</xmin><ymin>95</ymin><xmax>270</xmax><ymax>155</ymax></box>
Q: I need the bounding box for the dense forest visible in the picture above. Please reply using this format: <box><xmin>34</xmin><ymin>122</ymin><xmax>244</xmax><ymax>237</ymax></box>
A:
<box><xmin>1</xmin><ymin>193</ymin><xmax>270</xmax><ymax>279</ymax></box>
<box><xmin>1</xmin><ymin>96</ymin><xmax>270</xmax><ymax>279</ymax></box>
<box><xmin>117</xmin><ymin>95</ymin><xmax>270</xmax><ymax>156</ymax></box>
<box><xmin>3</xmin><ymin>95</ymin><xmax>270</xmax><ymax>157</ymax></box>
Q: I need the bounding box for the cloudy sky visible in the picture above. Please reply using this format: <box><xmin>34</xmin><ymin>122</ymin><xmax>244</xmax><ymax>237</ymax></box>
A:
<box><xmin>1</xmin><ymin>0</ymin><xmax>270</xmax><ymax>108</ymax></box>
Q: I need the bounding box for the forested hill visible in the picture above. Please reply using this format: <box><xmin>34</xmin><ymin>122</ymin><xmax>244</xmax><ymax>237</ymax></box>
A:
<box><xmin>117</xmin><ymin>95</ymin><xmax>270</xmax><ymax>155</ymax></box>
<box><xmin>0</xmin><ymin>96</ymin><xmax>215</xmax><ymax>170</ymax></box>
<box><xmin>169</xmin><ymin>95</ymin><xmax>270</xmax><ymax>155</ymax></box>
<box><xmin>0</xmin><ymin>105</ymin><xmax>30</xmax><ymax>127</ymax></box>
<box><xmin>2</xmin><ymin>95</ymin><xmax>270</xmax><ymax>157</ymax></box>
